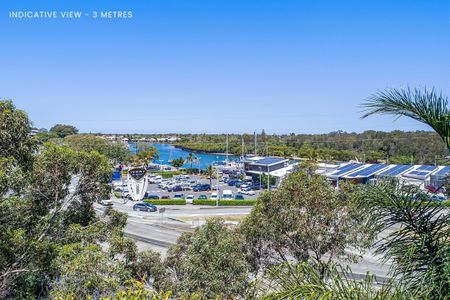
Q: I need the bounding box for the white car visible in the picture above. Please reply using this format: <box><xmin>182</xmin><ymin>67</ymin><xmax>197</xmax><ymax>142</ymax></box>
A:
<box><xmin>98</xmin><ymin>199</ymin><xmax>113</xmax><ymax>206</ymax></box>
<box><xmin>186</xmin><ymin>194</ymin><xmax>195</xmax><ymax>204</ymax></box>
<box><xmin>239</xmin><ymin>189</ymin><xmax>255</xmax><ymax>196</ymax></box>
<box><xmin>210</xmin><ymin>192</ymin><xmax>219</xmax><ymax>200</ymax></box>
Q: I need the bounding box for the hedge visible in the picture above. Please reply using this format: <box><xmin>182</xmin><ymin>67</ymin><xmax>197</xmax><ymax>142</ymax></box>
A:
<box><xmin>144</xmin><ymin>199</ymin><xmax>186</xmax><ymax>205</ymax></box>
<box><xmin>219</xmin><ymin>200</ymin><xmax>257</xmax><ymax>206</ymax></box>
<box><xmin>192</xmin><ymin>199</ymin><xmax>256</xmax><ymax>206</ymax></box>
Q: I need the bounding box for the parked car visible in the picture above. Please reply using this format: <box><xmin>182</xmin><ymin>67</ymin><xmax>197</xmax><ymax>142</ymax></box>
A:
<box><xmin>198</xmin><ymin>194</ymin><xmax>208</xmax><ymax>199</ymax></box>
<box><xmin>240</xmin><ymin>188</ymin><xmax>255</xmax><ymax>195</ymax></box>
<box><xmin>173</xmin><ymin>194</ymin><xmax>185</xmax><ymax>199</ymax></box>
<box><xmin>193</xmin><ymin>184</ymin><xmax>211</xmax><ymax>192</ymax></box>
<box><xmin>146</xmin><ymin>194</ymin><xmax>160</xmax><ymax>200</ymax></box>
<box><xmin>168</xmin><ymin>185</ymin><xmax>183</xmax><ymax>192</ymax></box>
<box><xmin>429</xmin><ymin>195</ymin><xmax>446</xmax><ymax>202</ymax></box>
<box><xmin>227</xmin><ymin>180</ymin><xmax>239</xmax><ymax>186</ymax></box>
<box><xmin>133</xmin><ymin>202</ymin><xmax>157</xmax><ymax>212</ymax></box>
<box><xmin>186</xmin><ymin>194</ymin><xmax>194</xmax><ymax>204</ymax></box>
<box><xmin>210</xmin><ymin>192</ymin><xmax>218</xmax><ymax>201</ymax></box>
<box><xmin>222</xmin><ymin>190</ymin><xmax>233</xmax><ymax>200</ymax></box>
<box><xmin>98</xmin><ymin>199</ymin><xmax>113</xmax><ymax>206</ymax></box>
<box><xmin>161</xmin><ymin>195</ymin><xmax>170</xmax><ymax>199</ymax></box>
<box><xmin>234</xmin><ymin>194</ymin><xmax>245</xmax><ymax>200</ymax></box>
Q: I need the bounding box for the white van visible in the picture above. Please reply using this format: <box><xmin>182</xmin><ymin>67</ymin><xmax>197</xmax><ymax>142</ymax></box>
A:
<box><xmin>222</xmin><ymin>190</ymin><xmax>233</xmax><ymax>200</ymax></box>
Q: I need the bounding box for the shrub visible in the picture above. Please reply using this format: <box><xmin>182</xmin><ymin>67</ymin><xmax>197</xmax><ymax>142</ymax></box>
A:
<box><xmin>192</xmin><ymin>200</ymin><xmax>256</xmax><ymax>206</ymax></box>
<box><xmin>220</xmin><ymin>200</ymin><xmax>256</xmax><ymax>206</ymax></box>
<box><xmin>144</xmin><ymin>199</ymin><xmax>186</xmax><ymax>205</ymax></box>
<box><xmin>192</xmin><ymin>199</ymin><xmax>216</xmax><ymax>205</ymax></box>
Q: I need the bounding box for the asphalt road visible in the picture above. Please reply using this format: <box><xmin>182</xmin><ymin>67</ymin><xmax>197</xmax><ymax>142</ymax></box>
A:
<box><xmin>95</xmin><ymin>197</ymin><xmax>392</xmax><ymax>281</ymax></box>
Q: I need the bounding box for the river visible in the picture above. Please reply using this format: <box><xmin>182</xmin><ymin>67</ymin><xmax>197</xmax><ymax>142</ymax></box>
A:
<box><xmin>129</xmin><ymin>143</ymin><xmax>238</xmax><ymax>169</ymax></box>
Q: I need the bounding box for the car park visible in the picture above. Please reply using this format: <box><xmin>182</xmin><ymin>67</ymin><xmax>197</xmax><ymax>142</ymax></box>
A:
<box><xmin>133</xmin><ymin>202</ymin><xmax>157</xmax><ymax>212</ymax></box>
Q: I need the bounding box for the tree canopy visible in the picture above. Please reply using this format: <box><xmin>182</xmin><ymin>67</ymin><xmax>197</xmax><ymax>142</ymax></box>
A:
<box><xmin>49</xmin><ymin>124</ymin><xmax>79</xmax><ymax>138</ymax></box>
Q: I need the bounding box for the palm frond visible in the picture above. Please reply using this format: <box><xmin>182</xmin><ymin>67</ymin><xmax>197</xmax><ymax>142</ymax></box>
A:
<box><xmin>361</xmin><ymin>87</ymin><xmax>450</xmax><ymax>150</ymax></box>
<box><xmin>259</xmin><ymin>262</ymin><xmax>414</xmax><ymax>300</ymax></box>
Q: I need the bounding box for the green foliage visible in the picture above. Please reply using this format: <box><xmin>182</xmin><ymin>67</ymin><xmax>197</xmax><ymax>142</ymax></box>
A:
<box><xmin>64</xmin><ymin>134</ymin><xmax>131</xmax><ymax>162</ymax></box>
<box><xmin>257</xmin><ymin>262</ymin><xmax>417</xmax><ymax>300</ymax></box>
<box><xmin>241</xmin><ymin>171</ymin><xmax>369</xmax><ymax>275</ymax></box>
<box><xmin>0</xmin><ymin>100</ymin><xmax>35</xmax><ymax>169</ymax></box>
<box><xmin>192</xmin><ymin>199</ymin><xmax>217</xmax><ymax>205</ymax></box>
<box><xmin>359</xmin><ymin>181</ymin><xmax>450</xmax><ymax>298</ymax></box>
<box><xmin>192</xmin><ymin>199</ymin><xmax>256</xmax><ymax>206</ymax></box>
<box><xmin>49</xmin><ymin>124</ymin><xmax>79</xmax><ymax>138</ymax></box>
<box><xmin>174</xmin><ymin>130</ymin><xmax>448</xmax><ymax>164</ymax></box>
<box><xmin>131</xmin><ymin>144</ymin><xmax>159</xmax><ymax>165</ymax></box>
<box><xmin>171</xmin><ymin>157</ymin><xmax>185</xmax><ymax>168</ymax></box>
<box><xmin>219</xmin><ymin>200</ymin><xmax>256</xmax><ymax>206</ymax></box>
<box><xmin>362</xmin><ymin>87</ymin><xmax>450</xmax><ymax>150</ymax></box>
<box><xmin>163</xmin><ymin>218</ymin><xmax>249</xmax><ymax>299</ymax></box>
<box><xmin>144</xmin><ymin>199</ymin><xmax>186</xmax><ymax>205</ymax></box>
<box><xmin>186</xmin><ymin>153</ymin><xmax>198</xmax><ymax>170</ymax></box>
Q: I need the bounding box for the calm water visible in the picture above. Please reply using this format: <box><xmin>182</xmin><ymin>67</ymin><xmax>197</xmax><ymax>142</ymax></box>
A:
<box><xmin>129</xmin><ymin>143</ymin><xmax>238</xmax><ymax>169</ymax></box>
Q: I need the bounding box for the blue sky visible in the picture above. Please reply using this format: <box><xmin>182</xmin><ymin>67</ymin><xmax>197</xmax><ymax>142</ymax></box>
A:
<box><xmin>1</xmin><ymin>0</ymin><xmax>450</xmax><ymax>134</ymax></box>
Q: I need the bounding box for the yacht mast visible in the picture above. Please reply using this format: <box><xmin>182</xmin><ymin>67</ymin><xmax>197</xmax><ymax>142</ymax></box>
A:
<box><xmin>254</xmin><ymin>131</ymin><xmax>257</xmax><ymax>156</ymax></box>
<box><xmin>241</xmin><ymin>136</ymin><xmax>245</xmax><ymax>160</ymax></box>
<box><xmin>226</xmin><ymin>134</ymin><xmax>229</xmax><ymax>163</ymax></box>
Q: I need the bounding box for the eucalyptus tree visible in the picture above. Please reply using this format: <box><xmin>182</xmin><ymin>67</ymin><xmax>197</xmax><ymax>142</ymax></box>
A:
<box><xmin>0</xmin><ymin>100</ymin><xmax>145</xmax><ymax>299</ymax></box>
<box><xmin>241</xmin><ymin>171</ymin><xmax>370</xmax><ymax>277</ymax></box>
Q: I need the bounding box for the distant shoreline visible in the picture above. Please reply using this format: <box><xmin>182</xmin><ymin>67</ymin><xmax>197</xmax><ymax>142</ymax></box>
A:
<box><xmin>172</xmin><ymin>145</ymin><xmax>231</xmax><ymax>157</ymax></box>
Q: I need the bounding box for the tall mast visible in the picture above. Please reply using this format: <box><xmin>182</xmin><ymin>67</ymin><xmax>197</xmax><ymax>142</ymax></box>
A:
<box><xmin>226</xmin><ymin>134</ymin><xmax>229</xmax><ymax>163</ymax></box>
<box><xmin>254</xmin><ymin>131</ymin><xmax>257</xmax><ymax>156</ymax></box>
<box><xmin>241</xmin><ymin>135</ymin><xmax>244</xmax><ymax>160</ymax></box>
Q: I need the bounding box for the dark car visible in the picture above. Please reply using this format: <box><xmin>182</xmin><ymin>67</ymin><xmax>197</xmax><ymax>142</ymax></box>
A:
<box><xmin>133</xmin><ymin>202</ymin><xmax>157</xmax><ymax>212</ymax></box>
<box><xmin>173</xmin><ymin>194</ymin><xmax>185</xmax><ymax>199</ymax></box>
<box><xmin>234</xmin><ymin>194</ymin><xmax>245</xmax><ymax>200</ymax></box>
<box><xmin>227</xmin><ymin>180</ymin><xmax>239</xmax><ymax>186</ymax></box>
<box><xmin>234</xmin><ymin>181</ymin><xmax>244</xmax><ymax>187</ymax></box>
<box><xmin>168</xmin><ymin>185</ymin><xmax>183</xmax><ymax>192</ymax></box>
<box><xmin>161</xmin><ymin>195</ymin><xmax>170</xmax><ymax>199</ymax></box>
<box><xmin>198</xmin><ymin>194</ymin><xmax>208</xmax><ymax>199</ymax></box>
<box><xmin>146</xmin><ymin>194</ymin><xmax>160</xmax><ymax>200</ymax></box>
<box><xmin>193</xmin><ymin>184</ymin><xmax>211</xmax><ymax>192</ymax></box>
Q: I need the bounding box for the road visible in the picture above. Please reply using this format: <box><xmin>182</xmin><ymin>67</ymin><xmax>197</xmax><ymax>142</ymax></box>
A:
<box><xmin>95</xmin><ymin>197</ymin><xmax>391</xmax><ymax>281</ymax></box>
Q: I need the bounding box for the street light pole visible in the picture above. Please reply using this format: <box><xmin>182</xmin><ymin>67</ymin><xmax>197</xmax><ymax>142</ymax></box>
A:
<box><xmin>259</xmin><ymin>166</ymin><xmax>262</xmax><ymax>190</ymax></box>
<box><xmin>267</xmin><ymin>165</ymin><xmax>270</xmax><ymax>191</ymax></box>
<box><xmin>159</xmin><ymin>159</ymin><xmax>163</xmax><ymax>177</ymax></box>
<box><xmin>216</xmin><ymin>156</ymin><xmax>219</xmax><ymax>207</ymax></box>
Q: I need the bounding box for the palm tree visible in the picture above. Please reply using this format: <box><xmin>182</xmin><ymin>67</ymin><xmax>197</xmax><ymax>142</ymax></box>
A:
<box><xmin>361</xmin><ymin>87</ymin><xmax>450</xmax><ymax>150</ymax></box>
<box><xmin>205</xmin><ymin>165</ymin><xmax>214</xmax><ymax>188</ymax></box>
<box><xmin>186</xmin><ymin>152</ymin><xmax>196</xmax><ymax>170</ymax></box>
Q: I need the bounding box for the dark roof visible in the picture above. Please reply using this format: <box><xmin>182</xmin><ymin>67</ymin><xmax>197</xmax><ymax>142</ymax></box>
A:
<box><xmin>250</xmin><ymin>157</ymin><xmax>288</xmax><ymax>166</ymax></box>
